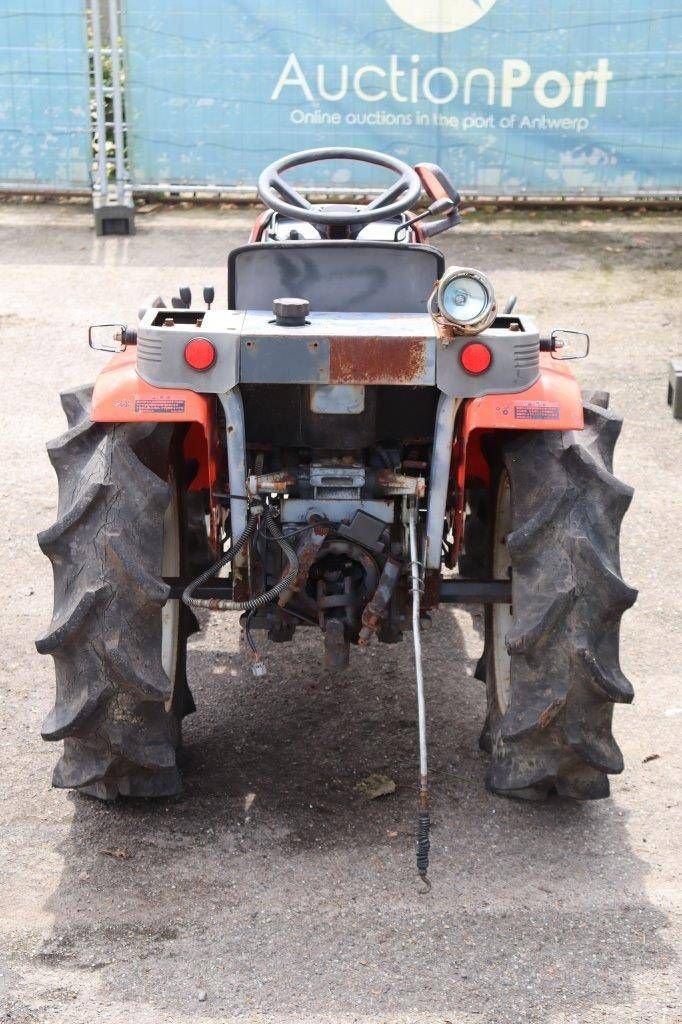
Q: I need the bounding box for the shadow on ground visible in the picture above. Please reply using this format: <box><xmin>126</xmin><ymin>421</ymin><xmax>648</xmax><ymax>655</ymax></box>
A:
<box><xmin>33</xmin><ymin>607</ymin><xmax>674</xmax><ymax>1021</ymax></box>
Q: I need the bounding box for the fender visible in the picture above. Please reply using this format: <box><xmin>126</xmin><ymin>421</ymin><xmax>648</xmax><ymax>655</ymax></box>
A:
<box><xmin>91</xmin><ymin>348</ymin><xmax>219</xmax><ymax>493</ymax></box>
<box><xmin>461</xmin><ymin>354</ymin><xmax>584</xmax><ymax>438</ymax></box>
<box><xmin>249</xmin><ymin>208</ymin><xmax>273</xmax><ymax>242</ymax></box>
<box><xmin>449</xmin><ymin>355</ymin><xmax>584</xmax><ymax>561</ymax></box>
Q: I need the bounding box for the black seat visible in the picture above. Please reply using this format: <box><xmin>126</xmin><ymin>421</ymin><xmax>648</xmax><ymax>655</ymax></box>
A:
<box><xmin>228</xmin><ymin>240</ymin><xmax>444</xmax><ymax>313</ymax></box>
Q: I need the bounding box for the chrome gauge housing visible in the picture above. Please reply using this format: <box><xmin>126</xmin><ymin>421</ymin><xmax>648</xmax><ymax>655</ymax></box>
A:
<box><xmin>436</xmin><ymin>267</ymin><xmax>497</xmax><ymax>335</ymax></box>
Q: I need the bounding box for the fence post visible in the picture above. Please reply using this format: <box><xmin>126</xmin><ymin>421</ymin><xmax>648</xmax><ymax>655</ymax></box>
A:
<box><xmin>90</xmin><ymin>0</ymin><xmax>135</xmax><ymax>235</ymax></box>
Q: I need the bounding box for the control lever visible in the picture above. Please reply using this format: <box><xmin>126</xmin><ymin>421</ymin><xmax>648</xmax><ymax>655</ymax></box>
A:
<box><xmin>203</xmin><ymin>285</ymin><xmax>215</xmax><ymax>309</ymax></box>
<box><xmin>394</xmin><ymin>197</ymin><xmax>454</xmax><ymax>241</ymax></box>
<box><xmin>178</xmin><ymin>285</ymin><xmax>192</xmax><ymax>308</ymax></box>
<box><xmin>413</xmin><ymin>162</ymin><xmax>462</xmax><ymax>238</ymax></box>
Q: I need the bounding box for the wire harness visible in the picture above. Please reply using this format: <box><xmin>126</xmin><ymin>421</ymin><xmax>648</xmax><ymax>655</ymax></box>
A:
<box><xmin>182</xmin><ymin>502</ymin><xmax>299</xmax><ymax>613</ymax></box>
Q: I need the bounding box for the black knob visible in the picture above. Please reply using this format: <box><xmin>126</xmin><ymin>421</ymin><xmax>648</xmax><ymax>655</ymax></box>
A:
<box><xmin>179</xmin><ymin>285</ymin><xmax>192</xmax><ymax>308</ymax></box>
<box><xmin>273</xmin><ymin>296</ymin><xmax>310</xmax><ymax>327</ymax></box>
<box><xmin>203</xmin><ymin>285</ymin><xmax>215</xmax><ymax>309</ymax></box>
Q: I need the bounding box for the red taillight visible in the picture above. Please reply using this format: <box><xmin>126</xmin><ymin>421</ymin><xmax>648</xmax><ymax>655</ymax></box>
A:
<box><xmin>460</xmin><ymin>341</ymin><xmax>492</xmax><ymax>375</ymax></box>
<box><xmin>184</xmin><ymin>337</ymin><xmax>216</xmax><ymax>371</ymax></box>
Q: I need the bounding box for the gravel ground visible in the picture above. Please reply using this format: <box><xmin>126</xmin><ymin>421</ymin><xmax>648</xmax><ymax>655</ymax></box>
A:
<box><xmin>0</xmin><ymin>200</ymin><xmax>680</xmax><ymax>1024</ymax></box>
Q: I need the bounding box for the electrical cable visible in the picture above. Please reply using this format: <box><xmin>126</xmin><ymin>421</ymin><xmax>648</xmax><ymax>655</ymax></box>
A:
<box><xmin>182</xmin><ymin>503</ymin><xmax>299</xmax><ymax>612</ymax></box>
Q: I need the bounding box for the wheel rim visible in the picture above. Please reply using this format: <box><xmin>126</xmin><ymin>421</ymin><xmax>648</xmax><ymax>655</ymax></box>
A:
<box><xmin>161</xmin><ymin>468</ymin><xmax>181</xmax><ymax>712</ymax></box>
<box><xmin>491</xmin><ymin>470</ymin><xmax>513</xmax><ymax>714</ymax></box>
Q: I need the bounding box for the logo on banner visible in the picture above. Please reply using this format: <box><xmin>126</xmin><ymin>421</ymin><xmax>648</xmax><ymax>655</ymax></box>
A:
<box><xmin>385</xmin><ymin>0</ymin><xmax>498</xmax><ymax>33</ymax></box>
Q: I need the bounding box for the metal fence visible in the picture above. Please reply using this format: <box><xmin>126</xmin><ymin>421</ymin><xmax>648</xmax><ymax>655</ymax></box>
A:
<box><xmin>121</xmin><ymin>0</ymin><xmax>682</xmax><ymax>198</ymax></box>
<box><xmin>0</xmin><ymin>0</ymin><xmax>91</xmax><ymax>190</ymax></box>
<box><xmin>1</xmin><ymin>0</ymin><xmax>680</xmax><ymax>206</ymax></box>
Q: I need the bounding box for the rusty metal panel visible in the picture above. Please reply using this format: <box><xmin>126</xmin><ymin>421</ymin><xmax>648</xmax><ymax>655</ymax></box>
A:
<box><xmin>329</xmin><ymin>336</ymin><xmax>434</xmax><ymax>385</ymax></box>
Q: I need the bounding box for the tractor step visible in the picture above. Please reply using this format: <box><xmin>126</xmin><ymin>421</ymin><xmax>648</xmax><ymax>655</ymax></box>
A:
<box><xmin>668</xmin><ymin>358</ymin><xmax>682</xmax><ymax>420</ymax></box>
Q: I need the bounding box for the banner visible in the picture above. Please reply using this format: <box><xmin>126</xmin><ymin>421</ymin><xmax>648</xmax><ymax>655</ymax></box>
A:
<box><xmin>123</xmin><ymin>0</ymin><xmax>681</xmax><ymax>195</ymax></box>
<box><xmin>0</xmin><ymin>2</ymin><xmax>91</xmax><ymax>189</ymax></box>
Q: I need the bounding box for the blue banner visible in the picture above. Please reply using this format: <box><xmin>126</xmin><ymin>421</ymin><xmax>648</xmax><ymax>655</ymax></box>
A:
<box><xmin>0</xmin><ymin>2</ymin><xmax>91</xmax><ymax>189</ymax></box>
<box><xmin>123</xmin><ymin>0</ymin><xmax>681</xmax><ymax>195</ymax></box>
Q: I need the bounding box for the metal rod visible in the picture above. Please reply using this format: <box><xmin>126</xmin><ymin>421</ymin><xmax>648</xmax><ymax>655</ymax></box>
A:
<box><xmin>409</xmin><ymin>505</ymin><xmax>427</xmax><ymax>780</ymax></box>
<box><xmin>106</xmin><ymin>0</ymin><xmax>126</xmax><ymax>204</ymax></box>
<box><xmin>440</xmin><ymin>579</ymin><xmax>512</xmax><ymax>604</ymax></box>
<box><xmin>165</xmin><ymin>578</ymin><xmax>232</xmax><ymax>600</ymax></box>
<box><xmin>0</xmin><ymin>185</ymin><xmax>92</xmax><ymax>196</ymax></box>
<box><xmin>0</xmin><ymin>185</ymin><xmax>678</xmax><ymax>206</ymax></box>
<box><xmin>218</xmin><ymin>389</ymin><xmax>249</xmax><ymax>545</ymax></box>
<box><xmin>125</xmin><ymin>188</ymin><xmax>682</xmax><ymax>205</ymax></box>
<box><xmin>409</xmin><ymin>501</ymin><xmax>431</xmax><ymax>885</ymax></box>
<box><xmin>425</xmin><ymin>394</ymin><xmax>461</xmax><ymax>570</ymax></box>
<box><xmin>164</xmin><ymin>576</ymin><xmax>512</xmax><ymax>604</ymax></box>
<box><xmin>90</xmin><ymin>0</ymin><xmax>108</xmax><ymax>200</ymax></box>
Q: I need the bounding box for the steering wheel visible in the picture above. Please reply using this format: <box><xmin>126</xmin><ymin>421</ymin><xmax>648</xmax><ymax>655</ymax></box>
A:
<box><xmin>257</xmin><ymin>147</ymin><xmax>422</xmax><ymax>226</ymax></box>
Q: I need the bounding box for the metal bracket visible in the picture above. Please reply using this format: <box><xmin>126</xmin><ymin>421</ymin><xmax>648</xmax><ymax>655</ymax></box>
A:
<box><xmin>310</xmin><ymin>463</ymin><xmax>365</xmax><ymax>499</ymax></box>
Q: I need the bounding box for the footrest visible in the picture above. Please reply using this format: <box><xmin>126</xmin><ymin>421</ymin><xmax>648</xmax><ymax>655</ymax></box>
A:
<box><xmin>668</xmin><ymin>358</ymin><xmax>682</xmax><ymax>420</ymax></box>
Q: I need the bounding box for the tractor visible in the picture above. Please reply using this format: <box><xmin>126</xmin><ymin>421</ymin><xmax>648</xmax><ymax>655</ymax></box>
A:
<box><xmin>37</xmin><ymin>148</ymin><xmax>636</xmax><ymax>879</ymax></box>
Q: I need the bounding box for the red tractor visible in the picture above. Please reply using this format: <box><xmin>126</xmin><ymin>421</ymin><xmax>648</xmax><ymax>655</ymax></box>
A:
<box><xmin>37</xmin><ymin>149</ymin><xmax>636</xmax><ymax>879</ymax></box>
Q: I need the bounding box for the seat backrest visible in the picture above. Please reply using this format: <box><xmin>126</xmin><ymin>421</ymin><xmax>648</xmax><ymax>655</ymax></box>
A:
<box><xmin>228</xmin><ymin>240</ymin><xmax>444</xmax><ymax>313</ymax></box>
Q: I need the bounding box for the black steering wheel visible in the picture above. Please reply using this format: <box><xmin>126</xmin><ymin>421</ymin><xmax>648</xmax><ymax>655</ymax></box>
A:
<box><xmin>257</xmin><ymin>147</ymin><xmax>422</xmax><ymax>226</ymax></box>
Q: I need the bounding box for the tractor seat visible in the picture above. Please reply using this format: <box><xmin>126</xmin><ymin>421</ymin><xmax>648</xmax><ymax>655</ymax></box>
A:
<box><xmin>228</xmin><ymin>240</ymin><xmax>445</xmax><ymax>314</ymax></box>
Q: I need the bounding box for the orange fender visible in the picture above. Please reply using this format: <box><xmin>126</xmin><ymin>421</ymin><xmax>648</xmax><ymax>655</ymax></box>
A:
<box><xmin>91</xmin><ymin>349</ymin><xmax>219</xmax><ymax>493</ymax></box>
<box><xmin>460</xmin><ymin>354</ymin><xmax>584</xmax><ymax>437</ymax></box>
<box><xmin>449</xmin><ymin>355</ymin><xmax>584</xmax><ymax>562</ymax></box>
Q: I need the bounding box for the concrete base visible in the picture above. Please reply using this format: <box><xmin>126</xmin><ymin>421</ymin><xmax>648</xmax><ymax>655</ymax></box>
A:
<box><xmin>668</xmin><ymin>358</ymin><xmax>682</xmax><ymax>420</ymax></box>
<box><xmin>93</xmin><ymin>202</ymin><xmax>136</xmax><ymax>236</ymax></box>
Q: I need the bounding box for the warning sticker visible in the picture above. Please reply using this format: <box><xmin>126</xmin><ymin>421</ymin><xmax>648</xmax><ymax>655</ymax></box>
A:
<box><xmin>514</xmin><ymin>401</ymin><xmax>560</xmax><ymax>421</ymax></box>
<box><xmin>134</xmin><ymin>398</ymin><xmax>186</xmax><ymax>414</ymax></box>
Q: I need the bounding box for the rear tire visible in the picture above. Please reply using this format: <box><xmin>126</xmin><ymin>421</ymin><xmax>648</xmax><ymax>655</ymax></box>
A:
<box><xmin>37</xmin><ymin>385</ymin><xmax>198</xmax><ymax>799</ymax></box>
<box><xmin>484</xmin><ymin>395</ymin><xmax>636</xmax><ymax>800</ymax></box>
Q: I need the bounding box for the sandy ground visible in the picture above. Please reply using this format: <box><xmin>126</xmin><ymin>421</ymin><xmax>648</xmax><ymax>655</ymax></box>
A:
<box><xmin>0</xmin><ymin>200</ymin><xmax>680</xmax><ymax>1024</ymax></box>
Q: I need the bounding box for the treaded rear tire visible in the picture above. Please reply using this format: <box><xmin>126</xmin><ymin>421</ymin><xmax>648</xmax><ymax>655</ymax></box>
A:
<box><xmin>485</xmin><ymin>394</ymin><xmax>637</xmax><ymax>800</ymax></box>
<box><xmin>37</xmin><ymin>385</ymin><xmax>197</xmax><ymax>799</ymax></box>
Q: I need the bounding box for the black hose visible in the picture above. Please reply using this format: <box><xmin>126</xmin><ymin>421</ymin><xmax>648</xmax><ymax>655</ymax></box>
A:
<box><xmin>182</xmin><ymin>510</ymin><xmax>257</xmax><ymax>609</ymax></box>
<box><xmin>243</xmin><ymin>507</ymin><xmax>299</xmax><ymax>611</ymax></box>
<box><xmin>182</xmin><ymin>505</ymin><xmax>299</xmax><ymax>613</ymax></box>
